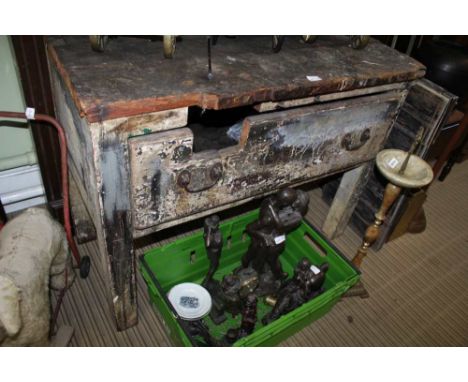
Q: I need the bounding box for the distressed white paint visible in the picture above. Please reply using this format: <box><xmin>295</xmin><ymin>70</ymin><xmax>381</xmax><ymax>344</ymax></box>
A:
<box><xmin>129</xmin><ymin>91</ymin><xmax>406</xmax><ymax>236</ymax></box>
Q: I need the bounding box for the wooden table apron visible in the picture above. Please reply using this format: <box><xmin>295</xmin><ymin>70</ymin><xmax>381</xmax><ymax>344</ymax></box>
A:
<box><xmin>47</xmin><ymin>36</ymin><xmax>425</xmax><ymax>331</ymax></box>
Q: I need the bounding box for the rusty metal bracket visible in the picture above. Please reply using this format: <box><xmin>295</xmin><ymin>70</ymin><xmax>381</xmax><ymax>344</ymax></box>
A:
<box><xmin>177</xmin><ymin>162</ymin><xmax>223</xmax><ymax>192</ymax></box>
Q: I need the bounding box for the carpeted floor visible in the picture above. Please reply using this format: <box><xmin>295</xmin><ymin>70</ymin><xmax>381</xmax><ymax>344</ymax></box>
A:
<box><xmin>55</xmin><ymin>160</ymin><xmax>468</xmax><ymax>346</ymax></box>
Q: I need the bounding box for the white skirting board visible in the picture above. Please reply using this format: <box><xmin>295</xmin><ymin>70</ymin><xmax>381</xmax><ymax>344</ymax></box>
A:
<box><xmin>0</xmin><ymin>164</ymin><xmax>46</xmax><ymax>213</ymax></box>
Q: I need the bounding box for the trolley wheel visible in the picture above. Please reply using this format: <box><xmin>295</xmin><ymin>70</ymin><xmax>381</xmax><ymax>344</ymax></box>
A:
<box><xmin>79</xmin><ymin>255</ymin><xmax>91</xmax><ymax>279</ymax></box>
<box><xmin>272</xmin><ymin>35</ymin><xmax>285</xmax><ymax>53</ymax></box>
<box><xmin>349</xmin><ymin>35</ymin><xmax>370</xmax><ymax>49</ymax></box>
<box><xmin>163</xmin><ymin>35</ymin><xmax>176</xmax><ymax>58</ymax></box>
<box><xmin>89</xmin><ymin>35</ymin><xmax>108</xmax><ymax>52</ymax></box>
<box><xmin>301</xmin><ymin>35</ymin><xmax>317</xmax><ymax>44</ymax></box>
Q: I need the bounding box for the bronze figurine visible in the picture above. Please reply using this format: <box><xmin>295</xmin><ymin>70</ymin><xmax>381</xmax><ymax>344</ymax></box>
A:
<box><xmin>238</xmin><ymin>293</ymin><xmax>258</xmax><ymax>338</ymax></box>
<box><xmin>200</xmin><ymin>214</ymin><xmax>227</xmax><ymax>324</ymax></box>
<box><xmin>255</xmin><ymin>270</ymin><xmax>282</xmax><ymax>297</ymax></box>
<box><xmin>192</xmin><ymin>191</ymin><xmax>323</xmax><ymax>345</ymax></box>
<box><xmin>262</xmin><ymin>257</ymin><xmax>328</xmax><ymax>325</ymax></box>
<box><xmin>224</xmin><ymin>293</ymin><xmax>258</xmax><ymax>344</ymax></box>
<box><xmin>241</xmin><ymin>188</ymin><xmax>309</xmax><ymax>280</ymax></box>
<box><xmin>202</xmin><ymin>215</ymin><xmax>223</xmax><ymax>288</ymax></box>
<box><xmin>212</xmin><ymin>267</ymin><xmax>259</xmax><ymax>320</ymax></box>
<box><xmin>219</xmin><ymin>274</ymin><xmax>243</xmax><ymax>317</ymax></box>
<box><xmin>186</xmin><ymin>319</ymin><xmax>222</xmax><ymax>347</ymax></box>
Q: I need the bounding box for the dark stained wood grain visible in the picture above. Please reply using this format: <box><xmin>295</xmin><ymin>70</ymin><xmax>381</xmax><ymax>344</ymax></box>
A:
<box><xmin>47</xmin><ymin>36</ymin><xmax>425</xmax><ymax>123</ymax></box>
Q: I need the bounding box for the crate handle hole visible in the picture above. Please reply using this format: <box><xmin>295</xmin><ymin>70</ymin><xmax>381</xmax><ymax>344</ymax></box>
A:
<box><xmin>226</xmin><ymin>235</ymin><xmax>232</xmax><ymax>249</ymax></box>
<box><xmin>190</xmin><ymin>250</ymin><xmax>196</xmax><ymax>264</ymax></box>
<box><xmin>303</xmin><ymin>232</ymin><xmax>327</xmax><ymax>257</ymax></box>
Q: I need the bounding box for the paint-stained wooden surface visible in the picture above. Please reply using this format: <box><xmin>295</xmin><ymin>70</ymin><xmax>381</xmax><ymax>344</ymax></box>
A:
<box><xmin>129</xmin><ymin>91</ymin><xmax>405</xmax><ymax>236</ymax></box>
<box><xmin>50</xmin><ymin>58</ymin><xmax>190</xmax><ymax>330</ymax></box>
<box><xmin>47</xmin><ymin>36</ymin><xmax>425</xmax><ymax>123</ymax></box>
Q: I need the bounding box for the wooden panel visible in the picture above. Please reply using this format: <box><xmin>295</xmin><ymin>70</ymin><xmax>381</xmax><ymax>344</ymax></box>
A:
<box><xmin>322</xmin><ymin>162</ymin><xmax>373</xmax><ymax>239</ymax></box>
<box><xmin>46</xmin><ymin>36</ymin><xmax>425</xmax><ymax>123</ymax></box>
<box><xmin>253</xmin><ymin>83</ymin><xmax>408</xmax><ymax>113</ymax></box>
<box><xmin>129</xmin><ymin>90</ymin><xmax>405</xmax><ymax>236</ymax></box>
<box><xmin>49</xmin><ymin>65</ymin><xmax>101</xmax><ymax>230</ymax></box>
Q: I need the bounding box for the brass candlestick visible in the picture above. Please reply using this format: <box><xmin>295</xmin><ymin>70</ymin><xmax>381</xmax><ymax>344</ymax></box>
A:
<box><xmin>351</xmin><ymin>130</ymin><xmax>433</xmax><ymax>268</ymax></box>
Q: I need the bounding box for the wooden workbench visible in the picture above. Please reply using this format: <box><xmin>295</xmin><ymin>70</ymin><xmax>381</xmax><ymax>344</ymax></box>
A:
<box><xmin>47</xmin><ymin>35</ymin><xmax>426</xmax><ymax>330</ymax></box>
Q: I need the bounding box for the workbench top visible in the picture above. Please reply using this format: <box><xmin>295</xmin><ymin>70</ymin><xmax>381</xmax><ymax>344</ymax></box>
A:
<box><xmin>47</xmin><ymin>36</ymin><xmax>425</xmax><ymax>123</ymax></box>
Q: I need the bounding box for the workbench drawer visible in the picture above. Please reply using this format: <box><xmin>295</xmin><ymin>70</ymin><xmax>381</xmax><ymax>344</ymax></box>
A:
<box><xmin>129</xmin><ymin>90</ymin><xmax>405</xmax><ymax>237</ymax></box>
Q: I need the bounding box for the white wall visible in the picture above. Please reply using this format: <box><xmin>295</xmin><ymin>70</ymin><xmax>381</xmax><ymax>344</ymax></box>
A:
<box><xmin>0</xmin><ymin>35</ymin><xmax>46</xmax><ymax>213</ymax></box>
<box><xmin>0</xmin><ymin>35</ymin><xmax>38</xmax><ymax>167</ymax></box>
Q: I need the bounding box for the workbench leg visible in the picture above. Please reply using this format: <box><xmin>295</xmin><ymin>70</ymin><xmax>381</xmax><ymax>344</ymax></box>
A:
<box><xmin>322</xmin><ymin>162</ymin><xmax>372</xmax><ymax>239</ymax></box>
<box><xmin>97</xmin><ymin>136</ymin><xmax>137</xmax><ymax>331</ymax></box>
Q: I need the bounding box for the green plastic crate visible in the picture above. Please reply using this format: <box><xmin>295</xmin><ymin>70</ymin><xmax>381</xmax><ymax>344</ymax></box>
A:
<box><xmin>139</xmin><ymin>209</ymin><xmax>360</xmax><ymax>346</ymax></box>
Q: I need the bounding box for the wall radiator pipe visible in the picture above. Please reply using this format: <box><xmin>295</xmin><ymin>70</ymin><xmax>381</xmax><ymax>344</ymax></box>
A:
<box><xmin>0</xmin><ymin>151</ymin><xmax>37</xmax><ymax>172</ymax></box>
<box><xmin>1</xmin><ymin>185</ymin><xmax>44</xmax><ymax>206</ymax></box>
<box><xmin>0</xmin><ymin>164</ymin><xmax>46</xmax><ymax>213</ymax></box>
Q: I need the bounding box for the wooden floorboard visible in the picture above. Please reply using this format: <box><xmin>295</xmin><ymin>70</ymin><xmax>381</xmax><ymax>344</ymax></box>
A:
<box><xmin>55</xmin><ymin>160</ymin><xmax>468</xmax><ymax>346</ymax></box>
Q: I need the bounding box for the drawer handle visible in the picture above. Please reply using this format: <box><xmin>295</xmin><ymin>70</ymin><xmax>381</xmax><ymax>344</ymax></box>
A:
<box><xmin>177</xmin><ymin>162</ymin><xmax>223</xmax><ymax>192</ymax></box>
<box><xmin>341</xmin><ymin>128</ymin><xmax>371</xmax><ymax>151</ymax></box>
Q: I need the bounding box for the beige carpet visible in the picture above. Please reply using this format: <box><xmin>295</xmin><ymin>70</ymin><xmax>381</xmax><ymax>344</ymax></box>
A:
<box><xmin>55</xmin><ymin>160</ymin><xmax>468</xmax><ymax>346</ymax></box>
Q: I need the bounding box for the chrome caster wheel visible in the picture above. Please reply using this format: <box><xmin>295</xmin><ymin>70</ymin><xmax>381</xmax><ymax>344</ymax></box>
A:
<box><xmin>163</xmin><ymin>35</ymin><xmax>176</xmax><ymax>58</ymax></box>
<box><xmin>301</xmin><ymin>35</ymin><xmax>317</xmax><ymax>44</ymax></box>
<box><xmin>272</xmin><ymin>35</ymin><xmax>285</xmax><ymax>53</ymax></box>
<box><xmin>89</xmin><ymin>35</ymin><xmax>108</xmax><ymax>52</ymax></box>
<box><xmin>349</xmin><ymin>35</ymin><xmax>370</xmax><ymax>49</ymax></box>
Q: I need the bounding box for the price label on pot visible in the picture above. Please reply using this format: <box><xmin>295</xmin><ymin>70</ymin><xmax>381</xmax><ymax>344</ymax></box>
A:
<box><xmin>310</xmin><ymin>265</ymin><xmax>321</xmax><ymax>275</ymax></box>
<box><xmin>388</xmin><ymin>157</ymin><xmax>399</xmax><ymax>169</ymax></box>
<box><xmin>274</xmin><ymin>235</ymin><xmax>286</xmax><ymax>244</ymax></box>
